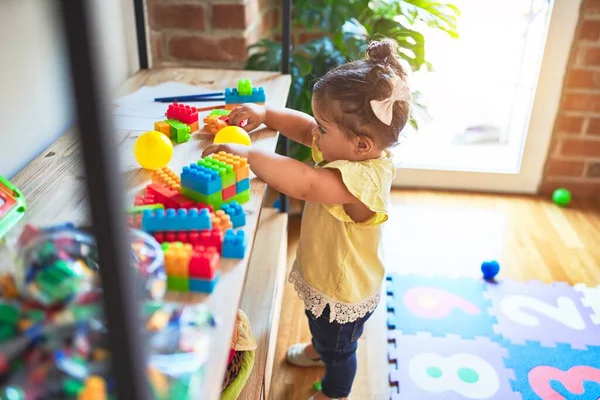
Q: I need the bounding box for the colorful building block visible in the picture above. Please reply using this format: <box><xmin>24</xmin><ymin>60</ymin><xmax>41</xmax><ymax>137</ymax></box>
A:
<box><xmin>236</xmin><ymin>178</ymin><xmax>250</xmax><ymax>193</ymax></box>
<box><xmin>134</xmin><ymin>193</ymin><xmax>156</xmax><ymax>206</ymax></box>
<box><xmin>181</xmin><ymin>164</ymin><xmax>222</xmax><ymax>195</ymax></box>
<box><xmin>189</xmin><ymin>245</ymin><xmax>220</xmax><ymax>279</ymax></box>
<box><xmin>203</xmin><ymin>115</ymin><xmax>229</xmax><ymax>135</ymax></box>
<box><xmin>163</xmin><ymin>242</ymin><xmax>219</xmax><ymax>280</ymax></box>
<box><xmin>152</xmin><ymin>167</ymin><xmax>181</xmax><ymax>192</ymax></box>
<box><xmin>211</xmin><ymin>210</ymin><xmax>233</xmax><ymax>232</ymax></box>
<box><xmin>154</xmin><ymin>121</ymin><xmax>171</xmax><ymax>138</ymax></box>
<box><xmin>141</xmin><ymin>208</ymin><xmax>212</xmax><ymax>233</ymax></box>
<box><xmin>165</xmin><ymin>119</ymin><xmax>191</xmax><ymax>144</ymax></box>
<box><xmin>224</xmin><ymin>87</ymin><xmax>266</xmax><ymax>105</ymax></box>
<box><xmin>168</xmin><ymin>194</ymin><xmax>196</xmax><ymax>209</ymax></box>
<box><xmin>127</xmin><ymin>204</ymin><xmax>164</xmax><ymax>214</ymax></box>
<box><xmin>237</xmin><ymin>79</ymin><xmax>253</xmax><ymax>96</ymax></box>
<box><xmin>167</xmin><ymin>276</ymin><xmax>189</xmax><ymax>292</ymax></box>
<box><xmin>222</xmin><ymin>185</ymin><xmax>236</xmax><ymax>201</ymax></box>
<box><xmin>153</xmin><ymin>228</ymin><xmax>223</xmax><ymax>253</ymax></box>
<box><xmin>199</xmin><ymin>158</ymin><xmax>236</xmax><ymax>188</ymax></box>
<box><xmin>181</xmin><ymin>187</ymin><xmax>223</xmax><ymax>209</ymax></box>
<box><xmin>189</xmin><ymin>274</ymin><xmax>220</xmax><ymax>293</ymax></box>
<box><xmin>146</xmin><ymin>183</ymin><xmax>178</xmax><ymax>208</ymax></box>
<box><xmin>207</xmin><ymin>152</ymin><xmax>249</xmax><ymax>182</ymax></box>
<box><xmin>166</xmin><ymin>103</ymin><xmax>199</xmax><ymax>125</ymax></box>
<box><xmin>163</xmin><ymin>242</ymin><xmax>192</xmax><ymax>277</ymax></box>
<box><xmin>223</xmin><ymin>229</ymin><xmax>246</xmax><ymax>259</ymax></box>
<box><xmin>210</xmin><ymin>109</ymin><xmax>230</xmax><ymax>117</ymax></box>
<box><xmin>221</xmin><ymin>202</ymin><xmax>245</xmax><ymax>228</ymax></box>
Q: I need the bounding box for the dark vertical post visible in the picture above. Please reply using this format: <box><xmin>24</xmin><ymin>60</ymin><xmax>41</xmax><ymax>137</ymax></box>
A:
<box><xmin>57</xmin><ymin>1</ymin><xmax>150</xmax><ymax>399</ymax></box>
<box><xmin>279</xmin><ymin>0</ymin><xmax>292</xmax><ymax>213</ymax></box>
<box><xmin>134</xmin><ymin>0</ymin><xmax>149</xmax><ymax>69</ymax></box>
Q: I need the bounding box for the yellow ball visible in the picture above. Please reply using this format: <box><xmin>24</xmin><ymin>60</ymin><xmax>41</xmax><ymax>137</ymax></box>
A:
<box><xmin>214</xmin><ymin>126</ymin><xmax>251</xmax><ymax>146</ymax></box>
<box><xmin>134</xmin><ymin>131</ymin><xmax>173</xmax><ymax>170</ymax></box>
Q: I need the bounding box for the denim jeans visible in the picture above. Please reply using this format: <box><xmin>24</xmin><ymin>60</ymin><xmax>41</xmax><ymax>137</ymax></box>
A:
<box><xmin>306</xmin><ymin>305</ymin><xmax>374</xmax><ymax>398</ymax></box>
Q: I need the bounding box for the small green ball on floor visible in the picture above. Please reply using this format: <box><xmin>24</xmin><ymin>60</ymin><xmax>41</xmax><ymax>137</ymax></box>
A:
<box><xmin>313</xmin><ymin>381</ymin><xmax>322</xmax><ymax>391</ymax></box>
<box><xmin>552</xmin><ymin>188</ymin><xmax>571</xmax><ymax>207</ymax></box>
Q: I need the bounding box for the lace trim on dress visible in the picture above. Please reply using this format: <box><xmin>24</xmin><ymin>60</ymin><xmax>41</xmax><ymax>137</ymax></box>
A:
<box><xmin>288</xmin><ymin>263</ymin><xmax>381</xmax><ymax>324</ymax></box>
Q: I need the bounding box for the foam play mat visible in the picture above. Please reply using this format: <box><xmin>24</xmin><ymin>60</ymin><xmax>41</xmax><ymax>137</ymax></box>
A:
<box><xmin>386</xmin><ymin>273</ymin><xmax>600</xmax><ymax>399</ymax></box>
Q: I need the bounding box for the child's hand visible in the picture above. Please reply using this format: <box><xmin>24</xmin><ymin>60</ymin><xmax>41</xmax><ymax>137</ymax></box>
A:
<box><xmin>202</xmin><ymin>143</ymin><xmax>250</xmax><ymax>159</ymax></box>
<box><xmin>229</xmin><ymin>104</ymin><xmax>266</xmax><ymax>132</ymax></box>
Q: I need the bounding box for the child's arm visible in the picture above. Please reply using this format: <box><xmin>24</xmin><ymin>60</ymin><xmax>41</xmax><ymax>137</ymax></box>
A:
<box><xmin>229</xmin><ymin>104</ymin><xmax>315</xmax><ymax>148</ymax></box>
<box><xmin>202</xmin><ymin>144</ymin><xmax>358</xmax><ymax>205</ymax></box>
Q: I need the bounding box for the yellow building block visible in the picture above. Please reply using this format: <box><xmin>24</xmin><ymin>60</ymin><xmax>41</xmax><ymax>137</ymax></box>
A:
<box><xmin>164</xmin><ymin>242</ymin><xmax>192</xmax><ymax>277</ymax></box>
<box><xmin>152</xmin><ymin>167</ymin><xmax>181</xmax><ymax>192</ymax></box>
<box><xmin>154</xmin><ymin>121</ymin><xmax>171</xmax><ymax>138</ymax></box>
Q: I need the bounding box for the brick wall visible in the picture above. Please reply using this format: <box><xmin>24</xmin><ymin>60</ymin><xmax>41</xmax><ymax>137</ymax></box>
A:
<box><xmin>540</xmin><ymin>0</ymin><xmax>600</xmax><ymax>198</ymax></box>
<box><xmin>147</xmin><ymin>0</ymin><xmax>279</xmax><ymax>69</ymax></box>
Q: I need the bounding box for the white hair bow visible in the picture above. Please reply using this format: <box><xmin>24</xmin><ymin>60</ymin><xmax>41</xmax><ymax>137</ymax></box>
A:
<box><xmin>369</xmin><ymin>76</ymin><xmax>410</xmax><ymax>125</ymax></box>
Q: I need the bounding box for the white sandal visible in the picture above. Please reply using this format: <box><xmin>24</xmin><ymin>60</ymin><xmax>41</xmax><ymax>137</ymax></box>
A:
<box><xmin>286</xmin><ymin>343</ymin><xmax>325</xmax><ymax>367</ymax></box>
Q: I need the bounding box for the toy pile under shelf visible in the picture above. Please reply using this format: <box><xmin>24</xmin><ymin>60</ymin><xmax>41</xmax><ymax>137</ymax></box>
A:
<box><xmin>127</xmin><ymin>151</ymin><xmax>250</xmax><ymax>295</ymax></box>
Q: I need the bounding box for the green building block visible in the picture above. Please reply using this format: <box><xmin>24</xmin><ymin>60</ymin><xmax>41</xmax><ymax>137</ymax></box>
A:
<box><xmin>182</xmin><ymin>188</ymin><xmax>223</xmax><ymax>209</ymax></box>
<box><xmin>166</xmin><ymin>119</ymin><xmax>191</xmax><ymax>144</ymax></box>
<box><xmin>167</xmin><ymin>276</ymin><xmax>189</xmax><ymax>292</ymax></box>
<box><xmin>0</xmin><ymin>303</ymin><xmax>19</xmax><ymax>325</ymax></box>
<box><xmin>0</xmin><ymin>324</ymin><xmax>16</xmax><ymax>342</ymax></box>
<box><xmin>199</xmin><ymin>159</ymin><xmax>235</xmax><ymax>188</ymax></box>
<box><xmin>229</xmin><ymin>190</ymin><xmax>250</xmax><ymax>205</ymax></box>
<box><xmin>237</xmin><ymin>79</ymin><xmax>253</xmax><ymax>96</ymax></box>
<box><xmin>209</xmin><ymin>109</ymin><xmax>230</xmax><ymax>117</ymax></box>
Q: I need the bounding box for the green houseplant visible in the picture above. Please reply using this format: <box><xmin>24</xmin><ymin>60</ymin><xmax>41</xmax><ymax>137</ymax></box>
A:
<box><xmin>246</xmin><ymin>0</ymin><xmax>460</xmax><ymax>160</ymax></box>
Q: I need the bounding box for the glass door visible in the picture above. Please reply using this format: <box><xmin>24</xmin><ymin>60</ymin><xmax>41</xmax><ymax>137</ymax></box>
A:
<box><xmin>393</xmin><ymin>0</ymin><xmax>581</xmax><ymax>193</ymax></box>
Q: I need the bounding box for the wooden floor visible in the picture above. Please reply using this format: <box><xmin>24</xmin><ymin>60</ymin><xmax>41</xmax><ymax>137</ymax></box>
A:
<box><xmin>269</xmin><ymin>190</ymin><xmax>600</xmax><ymax>400</ymax></box>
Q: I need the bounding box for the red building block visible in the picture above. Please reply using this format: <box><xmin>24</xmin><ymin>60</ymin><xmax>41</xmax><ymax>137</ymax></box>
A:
<box><xmin>153</xmin><ymin>228</ymin><xmax>223</xmax><ymax>253</ymax></box>
<box><xmin>146</xmin><ymin>183</ymin><xmax>178</xmax><ymax>208</ymax></box>
<box><xmin>222</xmin><ymin>185</ymin><xmax>236</xmax><ymax>201</ymax></box>
<box><xmin>134</xmin><ymin>193</ymin><xmax>156</xmax><ymax>206</ymax></box>
<box><xmin>166</xmin><ymin>103</ymin><xmax>199</xmax><ymax>125</ymax></box>
<box><xmin>189</xmin><ymin>245</ymin><xmax>219</xmax><ymax>279</ymax></box>
<box><xmin>169</xmin><ymin>194</ymin><xmax>195</xmax><ymax>209</ymax></box>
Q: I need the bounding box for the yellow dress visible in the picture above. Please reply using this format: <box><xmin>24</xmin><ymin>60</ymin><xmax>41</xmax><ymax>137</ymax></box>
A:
<box><xmin>290</xmin><ymin>140</ymin><xmax>396</xmax><ymax>323</ymax></box>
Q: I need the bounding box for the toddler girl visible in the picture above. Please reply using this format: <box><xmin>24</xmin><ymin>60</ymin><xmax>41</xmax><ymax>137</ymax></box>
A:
<box><xmin>203</xmin><ymin>38</ymin><xmax>411</xmax><ymax>400</ymax></box>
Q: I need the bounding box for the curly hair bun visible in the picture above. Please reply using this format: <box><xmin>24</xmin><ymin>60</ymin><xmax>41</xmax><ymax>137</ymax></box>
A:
<box><xmin>366</xmin><ymin>38</ymin><xmax>398</xmax><ymax>63</ymax></box>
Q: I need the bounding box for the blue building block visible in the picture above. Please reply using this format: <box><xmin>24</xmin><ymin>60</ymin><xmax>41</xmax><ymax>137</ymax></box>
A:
<box><xmin>236</xmin><ymin>178</ymin><xmax>250</xmax><ymax>193</ymax></box>
<box><xmin>181</xmin><ymin>164</ymin><xmax>221</xmax><ymax>195</ymax></box>
<box><xmin>221</xmin><ymin>202</ymin><xmax>246</xmax><ymax>228</ymax></box>
<box><xmin>224</xmin><ymin>87</ymin><xmax>266</xmax><ymax>105</ymax></box>
<box><xmin>141</xmin><ymin>208</ymin><xmax>212</xmax><ymax>233</ymax></box>
<box><xmin>189</xmin><ymin>272</ymin><xmax>220</xmax><ymax>293</ymax></box>
<box><xmin>222</xmin><ymin>229</ymin><xmax>246</xmax><ymax>259</ymax></box>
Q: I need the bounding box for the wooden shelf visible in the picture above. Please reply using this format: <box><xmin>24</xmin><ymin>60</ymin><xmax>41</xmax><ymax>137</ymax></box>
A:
<box><xmin>238</xmin><ymin>207</ymin><xmax>288</xmax><ymax>399</ymax></box>
<box><xmin>10</xmin><ymin>68</ymin><xmax>291</xmax><ymax>400</ymax></box>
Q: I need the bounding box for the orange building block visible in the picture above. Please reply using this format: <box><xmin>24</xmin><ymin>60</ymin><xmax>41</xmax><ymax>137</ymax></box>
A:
<box><xmin>211</xmin><ymin>210</ymin><xmax>233</xmax><ymax>232</ymax></box>
<box><xmin>188</xmin><ymin>120</ymin><xmax>200</xmax><ymax>133</ymax></box>
<box><xmin>209</xmin><ymin>152</ymin><xmax>249</xmax><ymax>181</ymax></box>
<box><xmin>203</xmin><ymin>115</ymin><xmax>228</xmax><ymax>135</ymax></box>
<box><xmin>164</xmin><ymin>242</ymin><xmax>192</xmax><ymax>277</ymax></box>
<box><xmin>152</xmin><ymin>167</ymin><xmax>181</xmax><ymax>192</ymax></box>
<box><xmin>154</xmin><ymin>121</ymin><xmax>171</xmax><ymax>138</ymax></box>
